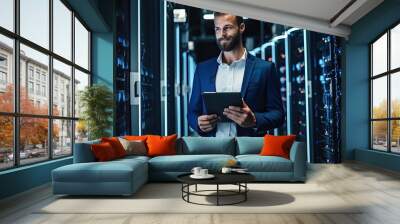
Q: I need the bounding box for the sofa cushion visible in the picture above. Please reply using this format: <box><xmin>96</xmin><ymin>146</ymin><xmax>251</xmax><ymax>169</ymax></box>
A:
<box><xmin>118</xmin><ymin>138</ymin><xmax>147</xmax><ymax>156</ymax></box>
<box><xmin>147</xmin><ymin>134</ymin><xmax>177</xmax><ymax>157</ymax></box>
<box><xmin>91</xmin><ymin>142</ymin><xmax>118</xmax><ymax>161</ymax></box>
<box><xmin>52</xmin><ymin>158</ymin><xmax>147</xmax><ymax>183</ymax></box>
<box><xmin>235</xmin><ymin>137</ymin><xmax>263</xmax><ymax>155</ymax></box>
<box><xmin>177</xmin><ymin>137</ymin><xmax>235</xmax><ymax>155</ymax></box>
<box><xmin>148</xmin><ymin>154</ymin><xmax>235</xmax><ymax>172</ymax></box>
<box><xmin>236</xmin><ymin>155</ymin><xmax>293</xmax><ymax>172</ymax></box>
<box><xmin>260</xmin><ymin>135</ymin><xmax>296</xmax><ymax>159</ymax></box>
<box><xmin>124</xmin><ymin>135</ymin><xmax>148</xmax><ymax>141</ymax></box>
<box><xmin>101</xmin><ymin>137</ymin><xmax>127</xmax><ymax>158</ymax></box>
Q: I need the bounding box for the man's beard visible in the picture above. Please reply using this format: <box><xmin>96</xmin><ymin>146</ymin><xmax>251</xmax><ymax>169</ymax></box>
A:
<box><xmin>216</xmin><ymin>32</ymin><xmax>241</xmax><ymax>52</ymax></box>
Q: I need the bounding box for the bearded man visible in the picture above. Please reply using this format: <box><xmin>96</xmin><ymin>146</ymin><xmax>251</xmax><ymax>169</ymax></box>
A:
<box><xmin>188</xmin><ymin>12</ymin><xmax>284</xmax><ymax>137</ymax></box>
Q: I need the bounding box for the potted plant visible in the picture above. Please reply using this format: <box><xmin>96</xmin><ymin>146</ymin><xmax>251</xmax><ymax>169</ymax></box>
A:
<box><xmin>79</xmin><ymin>84</ymin><xmax>113</xmax><ymax>140</ymax></box>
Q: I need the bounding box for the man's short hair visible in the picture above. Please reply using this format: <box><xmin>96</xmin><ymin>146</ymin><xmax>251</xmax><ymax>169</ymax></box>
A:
<box><xmin>213</xmin><ymin>12</ymin><xmax>244</xmax><ymax>26</ymax></box>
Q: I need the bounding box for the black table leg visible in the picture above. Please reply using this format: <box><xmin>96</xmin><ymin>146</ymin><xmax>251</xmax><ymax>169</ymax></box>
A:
<box><xmin>187</xmin><ymin>184</ymin><xmax>190</xmax><ymax>202</ymax></box>
<box><xmin>217</xmin><ymin>184</ymin><xmax>219</xmax><ymax>206</ymax></box>
<box><xmin>245</xmin><ymin>183</ymin><xmax>247</xmax><ymax>201</ymax></box>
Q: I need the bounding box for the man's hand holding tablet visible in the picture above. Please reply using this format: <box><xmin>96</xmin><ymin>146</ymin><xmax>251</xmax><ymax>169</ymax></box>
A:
<box><xmin>198</xmin><ymin>114</ymin><xmax>219</xmax><ymax>132</ymax></box>
<box><xmin>223</xmin><ymin>99</ymin><xmax>257</xmax><ymax>128</ymax></box>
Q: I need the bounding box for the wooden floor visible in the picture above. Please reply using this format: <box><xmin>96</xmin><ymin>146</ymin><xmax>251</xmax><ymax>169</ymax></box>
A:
<box><xmin>1</xmin><ymin>161</ymin><xmax>400</xmax><ymax>224</ymax></box>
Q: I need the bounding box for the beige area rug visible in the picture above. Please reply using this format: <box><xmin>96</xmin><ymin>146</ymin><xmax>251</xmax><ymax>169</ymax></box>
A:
<box><xmin>37</xmin><ymin>183</ymin><xmax>362</xmax><ymax>214</ymax></box>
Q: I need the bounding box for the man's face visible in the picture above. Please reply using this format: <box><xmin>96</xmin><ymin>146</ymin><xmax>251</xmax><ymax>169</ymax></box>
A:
<box><xmin>214</xmin><ymin>14</ymin><xmax>244</xmax><ymax>52</ymax></box>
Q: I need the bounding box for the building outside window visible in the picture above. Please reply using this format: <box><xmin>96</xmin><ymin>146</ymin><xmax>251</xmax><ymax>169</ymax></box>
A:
<box><xmin>41</xmin><ymin>85</ymin><xmax>46</xmax><ymax>97</ymax></box>
<box><xmin>28</xmin><ymin>67</ymin><xmax>34</xmax><ymax>80</ymax></box>
<box><xmin>0</xmin><ymin>71</ymin><xmax>6</xmax><ymax>84</ymax></box>
<box><xmin>28</xmin><ymin>81</ymin><xmax>34</xmax><ymax>94</ymax></box>
<box><xmin>41</xmin><ymin>73</ymin><xmax>46</xmax><ymax>83</ymax></box>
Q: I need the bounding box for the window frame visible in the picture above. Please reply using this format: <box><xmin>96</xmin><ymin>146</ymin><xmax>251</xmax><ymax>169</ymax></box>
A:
<box><xmin>0</xmin><ymin>0</ymin><xmax>92</xmax><ymax>171</ymax></box>
<box><xmin>370</xmin><ymin>19</ymin><xmax>400</xmax><ymax>154</ymax></box>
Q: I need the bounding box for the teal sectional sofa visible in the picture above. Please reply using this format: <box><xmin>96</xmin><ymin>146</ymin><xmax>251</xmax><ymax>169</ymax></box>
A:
<box><xmin>52</xmin><ymin>137</ymin><xmax>306</xmax><ymax>196</ymax></box>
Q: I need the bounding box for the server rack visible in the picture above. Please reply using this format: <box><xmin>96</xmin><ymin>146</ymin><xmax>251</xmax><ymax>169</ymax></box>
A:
<box><xmin>285</xmin><ymin>28</ymin><xmax>307</xmax><ymax>142</ymax></box>
<box><xmin>272</xmin><ymin>35</ymin><xmax>288</xmax><ymax>135</ymax></box>
<box><xmin>140</xmin><ymin>0</ymin><xmax>162</xmax><ymax>135</ymax></box>
<box><xmin>261</xmin><ymin>42</ymin><xmax>274</xmax><ymax>63</ymax></box>
<box><xmin>308</xmin><ymin>33</ymin><xmax>342</xmax><ymax>163</ymax></box>
<box><xmin>250</xmin><ymin>30</ymin><xmax>342</xmax><ymax>163</ymax></box>
<box><xmin>115</xmin><ymin>0</ymin><xmax>131</xmax><ymax>136</ymax></box>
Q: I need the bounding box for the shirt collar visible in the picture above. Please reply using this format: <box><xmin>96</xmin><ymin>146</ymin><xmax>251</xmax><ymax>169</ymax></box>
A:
<box><xmin>217</xmin><ymin>48</ymin><xmax>247</xmax><ymax>65</ymax></box>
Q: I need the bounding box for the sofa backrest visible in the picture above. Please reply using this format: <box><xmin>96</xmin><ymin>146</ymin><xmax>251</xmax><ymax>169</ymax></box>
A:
<box><xmin>177</xmin><ymin>137</ymin><xmax>236</xmax><ymax>155</ymax></box>
<box><xmin>235</xmin><ymin>137</ymin><xmax>263</xmax><ymax>155</ymax></box>
<box><xmin>73</xmin><ymin>139</ymin><xmax>100</xmax><ymax>163</ymax></box>
<box><xmin>73</xmin><ymin>136</ymin><xmax>298</xmax><ymax>162</ymax></box>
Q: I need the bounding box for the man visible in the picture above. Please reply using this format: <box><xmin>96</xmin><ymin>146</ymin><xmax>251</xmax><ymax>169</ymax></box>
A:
<box><xmin>188</xmin><ymin>12</ymin><xmax>284</xmax><ymax>137</ymax></box>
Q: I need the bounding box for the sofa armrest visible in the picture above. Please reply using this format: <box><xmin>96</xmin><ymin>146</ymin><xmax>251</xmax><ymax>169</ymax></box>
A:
<box><xmin>73</xmin><ymin>140</ymin><xmax>100</xmax><ymax>163</ymax></box>
<box><xmin>289</xmin><ymin>141</ymin><xmax>307</xmax><ymax>181</ymax></box>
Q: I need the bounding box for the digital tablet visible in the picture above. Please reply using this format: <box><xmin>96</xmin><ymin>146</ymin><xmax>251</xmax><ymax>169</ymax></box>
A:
<box><xmin>201</xmin><ymin>92</ymin><xmax>243</xmax><ymax>122</ymax></box>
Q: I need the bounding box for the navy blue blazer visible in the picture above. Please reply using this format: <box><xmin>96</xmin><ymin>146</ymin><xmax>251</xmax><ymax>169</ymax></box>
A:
<box><xmin>188</xmin><ymin>53</ymin><xmax>284</xmax><ymax>137</ymax></box>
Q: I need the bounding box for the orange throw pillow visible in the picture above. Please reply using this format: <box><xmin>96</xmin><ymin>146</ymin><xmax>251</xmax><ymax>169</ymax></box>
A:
<box><xmin>91</xmin><ymin>142</ymin><xmax>118</xmax><ymax>161</ymax></box>
<box><xmin>124</xmin><ymin>135</ymin><xmax>148</xmax><ymax>141</ymax></box>
<box><xmin>146</xmin><ymin>134</ymin><xmax>177</xmax><ymax>157</ymax></box>
<box><xmin>260</xmin><ymin>135</ymin><xmax>296</xmax><ymax>159</ymax></box>
<box><xmin>101</xmin><ymin>137</ymin><xmax>126</xmax><ymax>158</ymax></box>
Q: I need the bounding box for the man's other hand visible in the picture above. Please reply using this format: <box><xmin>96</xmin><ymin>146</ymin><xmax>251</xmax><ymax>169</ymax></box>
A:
<box><xmin>223</xmin><ymin>100</ymin><xmax>256</xmax><ymax>128</ymax></box>
<box><xmin>198</xmin><ymin>114</ymin><xmax>219</xmax><ymax>132</ymax></box>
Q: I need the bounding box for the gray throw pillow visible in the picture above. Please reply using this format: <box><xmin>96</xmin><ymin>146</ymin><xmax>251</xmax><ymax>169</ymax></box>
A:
<box><xmin>118</xmin><ymin>137</ymin><xmax>147</xmax><ymax>156</ymax></box>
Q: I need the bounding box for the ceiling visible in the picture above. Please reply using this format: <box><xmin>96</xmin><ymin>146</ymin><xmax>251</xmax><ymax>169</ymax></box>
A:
<box><xmin>167</xmin><ymin>0</ymin><xmax>384</xmax><ymax>38</ymax></box>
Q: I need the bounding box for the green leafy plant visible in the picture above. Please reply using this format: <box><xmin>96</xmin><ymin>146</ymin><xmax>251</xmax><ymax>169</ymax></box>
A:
<box><xmin>79</xmin><ymin>84</ymin><xmax>113</xmax><ymax>140</ymax></box>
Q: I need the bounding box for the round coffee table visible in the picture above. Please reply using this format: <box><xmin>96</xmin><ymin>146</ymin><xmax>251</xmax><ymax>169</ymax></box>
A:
<box><xmin>177</xmin><ymin>172</ymin><xmax>255</xmax><ymax>206</ymax></box>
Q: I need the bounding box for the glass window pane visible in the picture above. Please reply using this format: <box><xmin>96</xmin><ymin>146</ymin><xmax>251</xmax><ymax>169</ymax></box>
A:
<box><xmin>20</xmin><ymin>117</ymin><xmax>49</xmax><ymax>165</ymax></box>
<box><xmin>53</xmin><ymin>0</ymin><xmax>72</xmax><ymax>60</ymax></box>
<box><xmin>75</xmin><ymin>120</ymin><xmax>88</xmax><ymax>143</ymax></box>
<box><xmin>74</xmin><ymin>18</ymin><xmax>89</xmax><ymax>70</ymax></box>
<box><xmin>391</xmin><ymin>24</ymin><xmax>400</xmax><ymax>70</ymax></box>
<box><xmin>372</xmin><ymin>76</ymin><xmax>387</xmax><ymax>119</ymax></box>
<box><xmin>53</xmin><ymin>59</ymin><xmax>72</xmax><ymax>117</ymax></box>
<box><xmin>0</xmin><ymin>35</ymin><xmax>14</xmax><ymax>112</ymax></box>
<box><xmin>74</xmin><ymin>69</ymin><xmax>89</xmax><ymax>118</ymax></box>
<box><xmin>391</xmin><ymin>72</ymin><xmax>400</xmax><ymax>118</ymax></box>
<box><xmin>20</xmin><ymin>44</ymin><xmax>49</xmax><ymax>115</ymax></box>
<box><xmin>0</xmin><ymin>0</ymin><xmax>14</xmax><ymax>31</ymax></box>
<box><xmin>372</xmin><ymin>121</ymin><xmax>388</xmax><ymax>151</ymax></box>
<box><xmin>391</xmin><ymin>120</ymin><xmax>400</xmax><ymax>153</ymax></box>
<box><xmin>53</xmin><ymin>119</ymin><xmax>72</xmax><ymax>158</ymax></box>
<box><xmin>20</xmin><ymin>0</ymin><xmax>49</xmax><ymax>49</ymax></box>
<box><xmin>0</xmin><ymin>116</ymin><xmax>14</xmax><ymax>170</ymax></box>
<box><xmin>372</xmin><ymin>33</ymin><xmax>387</xmax><ymax>76</ymax></box>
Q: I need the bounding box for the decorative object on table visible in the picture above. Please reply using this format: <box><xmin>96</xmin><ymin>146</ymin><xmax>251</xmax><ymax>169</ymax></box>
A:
<box><xmin>222</xmin><ymin>167</ymin><xmax>249</xmax><ymax>174</ymax></box>
<box><xmin>189</xmin><ymin>173</ymin><xmax>215</xmax><ymax>179</ymax></box>
<box><xmin>191</xmin><ymin>167</ymin><xmax>202</xmax><ymax>176</ymax></box>
<box><xmin>79</xmin><ymin>84</ymin><xmax>113</xmax><ymax>140</ymax></box>
<box><xmin>221</xmin><ymin>167</ymin><xmax>232</xmax><ymax>173</ymax></box>
<box><xmin>190</xmin><ymin>167</ymin><xmax>214</xmax><ymax>179</ymax></box>
<box><xmin>225</xmin><ymin>159</ymin><xmax>239</xmax><ymax>168</ymax></box>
